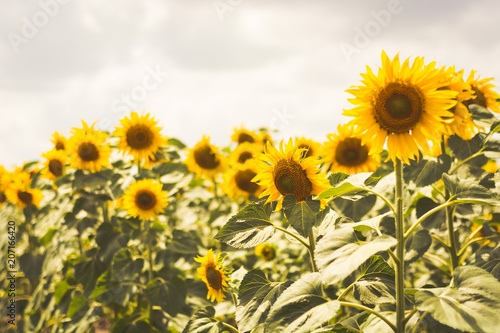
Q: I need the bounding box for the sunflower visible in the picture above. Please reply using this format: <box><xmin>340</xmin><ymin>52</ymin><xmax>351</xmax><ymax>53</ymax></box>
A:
<box><xmin>344</xmin><ymin>51</ymin><xmax>457</xmax><ymax>164</ymax></box>
<box><xmin>0</xmin><ymin>166</ymin><xmax>6</xmax><ymax>208</ymax></box>
<box><xmin>258</xmin><ymin>130</ymin><xmax>273</xmax><ymax>146</ymax></box>
<box><xmin>51</xmin><ymin>132</ymin><xmax>67</xmax><ymax>151</ymax></box>
<box><xmin>231</xmin><ymin>127</ymin><xmax>259</xmax><ymax>145</ymax></box>
<box><xmin>114</xmin><ymin>112</ymin><xmax>167</xmax><ymax>163</ymax></box>
<box><xmin>482</xmin><ymin>160</ymin><xmax>498</xmax><ymax>173</ymax></box>
<box><xmin>322</xmin><ymin>124</ymin><xmax>380</xmax><ymax>174</ymax></box>
<box><xmin>252</xmin><ymin>139</ymin><xmax>330</xmax><ymax>211</ymax></box>
<box><xmin>121</xmin><ymin>179</ymin><xmax>168</xmax><ymax>220</ymax></box>
<box><xmin>194</xmin><ymin>249</ymin><xmax>229</xmax><ymax>303</ymax></box>
<box><xmin>223</xmin><ymin>162</ymin><xmax>263</xmax><ymax>200</ymax></box>
<box><xmin>67</xmin><ymin>121</ymin><xmax>110</xmax><ymax>173</ymax></box>
<box><xmin>464</xmin><ymin>70</ymin><xmax>500</xmax><ymax>113</ymax></box>
<box><xmin>255</xmin><ymin>243</ymin><xmax>276</xmax><ymax>261</ymax></box>
<box><xmin>230</xmin><ymin>142</ymin><xmax>261</xmax><ymax>165</ymax></box>
<box><xmin>185</xmin><ymin>136</ymin><xmax>226</xmax><ymax>178</ymax></box>
<box><xmin>295</xmin><ymin>137</ymin><xmax>321</xmax><ymax>159</ymax></box>
<box><xmin>4</xmin><ymin>182</ymin><xmax>43</xmax><ymax>209</ymax></box>
<box><xmin>41</xmin><ymin>150</ymin><xmax>67</xmax><ymax>181</ymax></box>
<box><xmin>438</xmin><ymin>67</ymin><xmax>482</xmax><ymax>140</ymax></box>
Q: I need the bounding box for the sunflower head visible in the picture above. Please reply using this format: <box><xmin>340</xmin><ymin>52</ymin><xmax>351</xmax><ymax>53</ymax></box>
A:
<box><xmin>4</xmin><ymin>182</ymin><xmax>43</xmax><ymax>209</ymax></box>
<box><xmin>41</xmin><ymin>149</ymin><xmax>67</xmax><ymax>181</ymax></box>
<box><xmin>322</xmin><ymin>124</ymin><xmax>380</xmax><ymax>174</ymax></box>
<box><xmin>121</xmin><ymin>179</ymin><xmax>168</xmax><ymax>220</ymax></box>
<box><xmin>258</xmin><ymin>130</ymin><xmax>273</xmax><ymax>146</ymax></box>
<box><xmin>252</xmin><ymin>139</ymin><xmax>330</xmax><ymax>210</ymax></box>
<box><xmin>194</xmin><ymin>249</ymin><xmax>229</xmax><ymax>303</ymax></box>
<box><xmin>231</xmin><ymin>127</ymin><xmax>259</xmax><ymax>145</ymax></box>
<box><xmin>255</xmin><ymin>243</ymin><xmax>276</xmax><ymax>261</ymax></box>
<box><xmin>114</xmin><ymin>112</ymin><xmax>167</xmax><ymax>163</ymax></box>
<box><xmin>230</xmin><ymin>142</ymin><xmax>261</xmax><ymax>165</ymax></box>
<box><xmin>463</xmin><ymin>70</ymin><xmax>500</xmax><ymax>113</ymax></box>
<box><xmin>482</xmin><ymin>160</ymin><xmax>498</xmax><ymax>173</ymax></box>
<box><xmin>223</xmin><ymin>162</ymin><xmax>263</xmax><ymax>200</ymax></box>
<box><xmin>51</xmin><ymin>132</ymin><xmax>67</xmax><ymax>151</ymax></box>
<box><xmin>68</xmin><ymin>121</ymin><xmax>110</xmax><ymax>173</ymax></box>
<box><xmin>186</xmin><ymin>136</ymin><xmax>226</xmax><ymax>178</ymax></box>
<box><xmin>295</xmin><ymin>137</ymin><xmax>321</xmax><ymax>159</ymax></box>
<box><xmin>344</xmin><ymin>51</ymin><xmax>457</xmax><ymax>164</ymax></box>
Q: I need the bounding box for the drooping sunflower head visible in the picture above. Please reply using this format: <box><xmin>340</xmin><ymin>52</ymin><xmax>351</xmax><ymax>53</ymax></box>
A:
<box><xmin>223</xmin><ymin>162</ymin><xmax>263</xmax><ymax>200</ymax></box>
<box><xmin>255</xmin><ymin>243</ymin><xmax>276</xmax><ymax>261</ymax></box>
<box><xmin>231</xmin><ymin>127</ymin><xmax>259</xmax><ymax>145</ymax></box>
<box><xmin>322</xmin><ymin>124</ymin><xmax>380</xmax><ymax>174</ymax></box>
<box><xmin>68</xmin><ymin>121</ymin><xmax>110</xmax><ymax>173</ymax></box>
<box><xmin>438</xmin><ymin>66</ymin><xmax>483</xmax><ymax>140</ymax></box>
<box><xmin>252</xmin><ymin>139</ymin><xmax>330</xmax><ymax>210</ymax></box>
<box><xmin>41</xmin><ymin>149</ymin><xmax>67</xmax><ymax>181</ymax></box>
<box><xmin>194</xmin><ymin>249</ymin><xmax>229</xmax><ymax>303</ymax></box>
<box><xmin>114</xmin><ymin>112</ymin><xmax>167</xmax><ymax>163</ymax></box>
<box><xmin>230</xmin><ymin>142</ymin><xmax>261</xmax><ymax>165</ymax></box>
<box><xmin>295</xmin><ymin>137</ymin><xmax>321</xmax><ymax>159</ymax></box>
<box><xmin>186</xmin><ymin>136</ymin><xmax>226</xmax><ymax>178</ymax></box>
<box><xmin>344</xmin><ymin>51</ymin><xmax>457</xmax><ymax>164</ymax></box>
<box><xmin>463</xmin><ymin>70</ymin><xmax>500</xmax><ymax>113</ymax></box>
<box><xmin>51</xmin><ymin>132</ymin><xmax>67</xmax><ymax>151</ymax></box>
<box><xmin>121</xmin><ymin>179</ymin><xmax>168</xmax><ymax>220</ymax></box>
<box><xmin>4</xmin><ymin>182</ymin><xmax>43</xmax><ymax>209</ymax></box>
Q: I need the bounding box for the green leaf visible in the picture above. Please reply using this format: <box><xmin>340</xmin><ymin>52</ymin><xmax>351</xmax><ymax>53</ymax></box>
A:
<box><xmin>404</xmin><ymin>229</ymin><xmax>432</xmax><ymax>265</ymax></box>
<box><xmin>469</xmin><ymin>104</ymin><xmax>496</xmax><ymax>127</ymax></box>
<box><xmin>332</xmin><ymin>194</ymin><xmax>377</xmax><ymax>221</ymax></box>
<box><xmin>168</xmin><ymin>137</ymin><xmax>187</xmax><ymax>149</ymax></box>
<box><xmin>358</xmin><ymin>312</ymin><xmax>396</xmax><ymax>333</ymax></box>
<box><xmin>152</xmin><ymin>162</ymin><xmax>188</xmax><ymax>176</ymax></box>
<box><xmin>67</xmin><ymin>294</ymin><xmax>89</xmax><ymax>319</ymax></box>
<box><xmin>415</xmin><ymin>196</ymin><xmax>445</xmax><ymax>229</ymax></box>
<box><xmin>328</xmin><ymin>172</ymin><xmax>349</xmax><ymax>186</ymax></box>
<box><xmin>54</xmin><ymin>280</ymin><xmax>72</xmax><ymax>305</ymax></box>
<box><xmin>442</xmin><ymin>174</ymin><xmax>498</xmax><ymax>203</ymax></box>
<box><xmin>214</xmin><ymin>200</ymin><xmax>275</xmax><ymax>249</ymax></box>
<box><xmin>415</xmin><ymin>266</ymin><xmax>500</xmax><ymax>332</ymax></box>
<box><xmin>403</xmin><ymin>154</ymin><xmax>451</xmax><ymax>187</ymax></box>
<box><xmin>317</xmin><ymin>173</ymin><xmax>374</xmax><ymax>201</ymax></box>
<box><xmin>167</xmin><ymin>229</ymin><xmax>201</xmax><ymax>254</ymax></box>
<box><xmin>38</xmin><ymin>228</ymin><xmax>57</xmax><ymax>246</ymax></box>
<box><xmin>74</xmin><ymin>257</ymin><xmax>106</xmax><ymax>297</ymax></box>
<box><xmin>352</xmin><ymin>255</ymin><xmax>396</xmax><ymax>305</ymax></box>
<box><xmin>342</xmin><ymin>212</ymin><xmax>392</xmax><ymax>233</ymax></box>
<box><xmin>315</xmin><ymin>227</ymin><xmax>397</xmax><ymax>285</ymax></box>
<box><xmin>474</xmin><ymin>245</ymin><xmax>500</xmax><ymax>282</ymax></box>
<box><xmin>146</xmin><ymin>277</ymin><xmax>187</xmax><ymax>317</ymax></box>
<box><xmin>283</xmin><ymin>195</ymin><xmax>321</xmax><ymax>238</ymax></box>
<box><xmin>264</xmin><ymin>273</ymin><xmax>340</xmax><ymax>333</ymax></box>
<box><xmin>182</xmin><ymin>306</ymin><xmax>225</xmax><ymax>333</ymax></box>
<box><xmin>236</xmin><ymin>269</ymin><xmax>292</xmax><ymax>332</ymax></box>
<box><xmin>112</xmin><ymin>248</ymin><xmax>144</xmax><ymax>279</ymax></box>
<box><xmin>73</xmin><ymin>168</ymin><xmax>114</xmax><ymax>190</ymax></box>
<box><xmin>448</xmin><ymin>133</ymin><xmax>488</xmax><ymax>166</ymax></box>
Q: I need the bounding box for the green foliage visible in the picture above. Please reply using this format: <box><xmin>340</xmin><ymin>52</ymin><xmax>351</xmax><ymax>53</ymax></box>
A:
<box><xmin>416</xmin><ymin>266</ymin><xmax>500</xmax><ymax>332</ymax></box>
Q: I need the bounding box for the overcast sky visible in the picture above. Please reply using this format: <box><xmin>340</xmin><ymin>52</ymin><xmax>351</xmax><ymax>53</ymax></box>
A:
<box><xmin>1</xmin><ymin>0</ymin><xmax>500</xmax><ymax>167</ymax></box>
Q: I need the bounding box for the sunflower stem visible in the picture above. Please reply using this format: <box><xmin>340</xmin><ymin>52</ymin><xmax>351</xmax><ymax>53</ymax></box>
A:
<box><xmin>338</xmin><ymin>301</ymin><xmax>397</xmax><ymax>332</ymax></box>
<box><xmin>212</xmin><ymin>176</ymin><xmax>219</xmax><ymax>199</ymax></box>
<box><xmin>221</xmin><ymin>322</ymin><xmax>240</xmax><ymax>333</ymax></box>
<box><xmin>446</xmin><ymin>205</ymin><xmax>459</xmax><ymax>271</ymax></box>
<box><xmin>394</xmin><ymin>158</ymin><xmax>405</xmax><ymax>333</ymax></box>
<box><xmin>308</xmin><ymin>231</ymin><xmax>318</xmax><ymax>273</ymax></box>
<box><xmin>137</xmin><ymin>158</ymin><xmax>142</xmax><ymax>176</ymax></box>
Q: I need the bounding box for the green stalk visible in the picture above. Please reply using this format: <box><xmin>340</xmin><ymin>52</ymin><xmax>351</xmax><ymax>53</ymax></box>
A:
<box><xmin>394</xmin><ymin>158</ymin><xmax>405</xmax><ymax>333</ymax></box>
<box><xmin>445</xmin><ymin>205</ymin><xmax>459</xmax><ymax>271</ymax></box>
<box><xmin>308</xmin><ymin>232</ymin><xmax>319</xmax><ymax>273</ymax></box>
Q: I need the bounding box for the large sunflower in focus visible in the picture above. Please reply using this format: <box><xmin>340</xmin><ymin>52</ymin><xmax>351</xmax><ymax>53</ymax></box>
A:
<box><xmin>121</xmin><ymin>179</ymin><xmax>168</xmax><ymax>220</ymax></box>
<box><xmin>186</xmin><ymin>136</ymin><xmax>226</xmax><ymax>178</ymax></box>
<box><xmin>223</xmin><ymin>162</ymin><xmax>263</xmax><ymax>200</ymax></box>
<box><xmin>67</xmin><ymin>121</ymin><xmax>110</xmax><ymax>172</ymax></box>
<box><xmin>322</xmin><ymin>124</ymin><xmax>380</xmax><ymax>174</ymax></box>
<box><xmin>114</xmin><ymin>112</ymin><xmax>167</xmax><ymax>163</ymax></box>
<box><xmin>194</xmin><ymin>249</ymin><xmax>229</xmax><ymax>303</ymax></box>
<box><xmin>463</xmin><ymin>70</ymin><xmax>500</xmax><ymax>113</ymax></box>
<box><xmin>41</xmin><ymin>150</ymin><xmax>67</xmax><ymax>181</ymax></box>
<box><xmin>344</xmin><ymin>51</ymin><xmax>457</xmax><ymax>164</ymax></box>
<box><xmin>252</xmin><ymin>139</ymin><xmax>330</xmax><ymax>210</ymax></box>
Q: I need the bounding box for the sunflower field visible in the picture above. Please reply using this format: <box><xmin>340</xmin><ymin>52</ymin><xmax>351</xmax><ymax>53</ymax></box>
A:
<box><xmin>3</xmin><ymin>52</ymin><xmax>500</xmax><ymax>333</ymax></box>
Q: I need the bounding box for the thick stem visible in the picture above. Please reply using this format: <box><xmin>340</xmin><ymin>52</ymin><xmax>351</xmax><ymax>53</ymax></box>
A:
<box><xmin>339</xmin><ymin>301</ymin><xmax>397</xmax><ymax>332</ymax></box>
<box><xmin>308</xmin><ymin>232</ymin><xmax>319</xmax><ymax>273</ymax></box>
<box><xmin>394</xmin><ymin>158</ymin><xmax>405</xmax><ymax>333</ymax></box>
<box><xmin>446</xmin><ymin>205</ymin><xmax>459</xmax><ymax>271</ymax></box>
